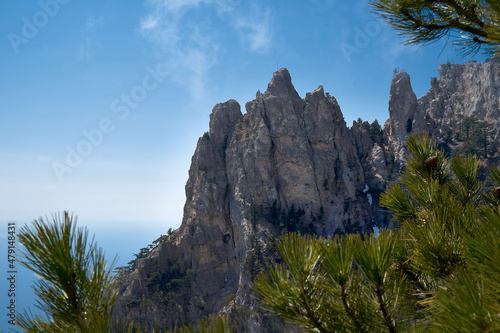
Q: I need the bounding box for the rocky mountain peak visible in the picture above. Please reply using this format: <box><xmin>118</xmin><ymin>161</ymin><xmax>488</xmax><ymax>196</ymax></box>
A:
<box><xmin>115</xmin><ymin>62</ymin><xmax>499</xmax><ymax>332</ymax></box>
<box><xmin>208</xmin><ymin>99</ymin><xmax>242</xmax><ymax>148</ymax></box>
<box><xmin>264</xmin><ymin>67</ymin><xmax>302</xmax><ymax>102</ymax></box>
<box><xmin>389</xmin><ymin>70</ymin><xmax>416</xmax><ymax>111</ymax></box>
<box><xmin>385</xmin><ymin>70</ymin><xmax>418</xmax><ymax>158</ymax></box>
<box><xmin>384</xmin><ymin>61</ymin><xmax>499</xmax><ymax>165</ymax></box>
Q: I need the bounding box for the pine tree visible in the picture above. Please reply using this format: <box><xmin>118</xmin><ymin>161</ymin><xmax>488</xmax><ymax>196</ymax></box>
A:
<box><xmin>254</xmin><ymin>133</ymin><xmax>500</xmax><ymax>332</ymax></box>
<box><xmin>17</xmin><ymin>212</ymin><xmax>117</xmax><ymax>332</ymax></box>
<box><xmin>369</xmin><ymin>0</ymin><xmax>500</xmax><ymax>58</ymax></box>
<box><xmin>381</xmin><ymin>133</ymin><xmax>500</xmax><ymax>332</ymax></box>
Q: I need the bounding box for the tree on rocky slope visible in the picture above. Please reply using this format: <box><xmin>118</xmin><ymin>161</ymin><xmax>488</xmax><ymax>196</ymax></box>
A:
<box><xmin>369</xmin><ymin>0</ymin><xmax>500</xmax><ymax>57</ymax></box>
<box><xmin>16</xmin><ymin>211</ymin><xmax>233</xmax><ymax>333</ymax></box>
<box><xmin>254</xmin><ymin>133</ymin><xmax>500</xmax><ymax>332</ymax></box>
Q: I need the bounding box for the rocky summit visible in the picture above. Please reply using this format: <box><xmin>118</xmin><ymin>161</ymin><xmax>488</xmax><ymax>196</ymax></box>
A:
<box><xmin>114</xmin><ymin>61</ymin><xmax>499</xmax><ymax>332</ymax></box>
<box><xmin>385</xmin><ymin>61</ymin><xmax>499</xmax><ymax>165</ymax></box>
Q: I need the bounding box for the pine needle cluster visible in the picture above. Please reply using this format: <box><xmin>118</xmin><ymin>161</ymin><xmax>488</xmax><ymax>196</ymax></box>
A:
<box><xmin>17</xmin><ymin>212</ymin><xmax>117</xmax><ymax>332</ymax></box>
<box><xmin>254</xmin><ymin>133</ymin><xmax>500</xmax><ymax>332</ymax></box>
<box><xmin>369</xmin><ymin>0</ymin><xmax>500</xmax><ymax>58</ymax></box>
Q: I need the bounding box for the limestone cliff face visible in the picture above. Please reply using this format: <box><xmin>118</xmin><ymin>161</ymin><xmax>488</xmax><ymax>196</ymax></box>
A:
<box><xmin>385</xmin><ymin>60</ymin><xmax>500</xmax><ymax>165</ymax></box>
<box><xmin>227</xmin><ymin>69</ymin><xmax>373</xmax><ymax>238</ymax></box>
<box><xmin>114</xmin><ymin>62</ymin><xmax>499</xmax><ymax>331</ymax></box>
<box><xmin>384</xmin><ymin>70</ymin><xmax>418</xmax><ymax>163</ymax></box>
<box><xmin>114</xmin><ymin>68</ymin><xmax>380</xmax><ymax>330</ymax></box>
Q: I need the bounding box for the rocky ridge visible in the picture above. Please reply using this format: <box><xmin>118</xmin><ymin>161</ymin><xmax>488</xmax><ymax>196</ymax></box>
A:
<box><xmin>114</xmin><ymin>61</ymin><xmax>499</xmax><ymax>332</ymax></box>
<box><xmin>386</xmin><ymin>61</ymin><xmax>499</xmax><ymax>166</ymax></box>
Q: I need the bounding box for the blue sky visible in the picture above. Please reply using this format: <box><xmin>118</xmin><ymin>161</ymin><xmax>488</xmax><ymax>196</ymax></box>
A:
<box><xmin>0</xmin><ymin>0</ymin><xmax>488</xmax><ymax>231</ymax></box>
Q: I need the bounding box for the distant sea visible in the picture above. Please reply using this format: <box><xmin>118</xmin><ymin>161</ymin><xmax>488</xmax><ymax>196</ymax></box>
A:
<box><xmin>0</xmin><ymin>220</ymin><xmax>173</xmax><ymax>333</ymax></box>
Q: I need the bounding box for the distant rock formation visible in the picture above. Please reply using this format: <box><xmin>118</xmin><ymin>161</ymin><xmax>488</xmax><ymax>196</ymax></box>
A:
<box><xmin>114</xmin><ymin>61</ymin><xmax>499</xmax><ymax>332</ymax></box>
<box><xmin>385</xmin><ymin>61</ymin><xmax>499</xmax><ymax>166</ymax></box>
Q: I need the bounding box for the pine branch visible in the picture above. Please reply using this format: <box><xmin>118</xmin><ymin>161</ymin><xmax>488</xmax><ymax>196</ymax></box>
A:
<box><xmin>370</xmin><ymin>0</ymin><xmax>500</xmax><ymax>56</ymax></box>
<box><xmin>375</xmin><ymin>287</ymin><xmax>397</xmax><ymax>333</ymax></box>
<box><xmin>340</xmin><ymin>284</ymin><xmax>366</xmax><ymax>333</ymax></box>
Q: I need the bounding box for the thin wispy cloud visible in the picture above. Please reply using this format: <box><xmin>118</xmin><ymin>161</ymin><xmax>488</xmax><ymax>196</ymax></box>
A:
<box><xmin>141</xmin><ymin>15</ymin><xmax>159</xmax><ymax>30</ymax></box>
<box><xmin>214</xmin><ymin>0</ymin><xmax>239</xmax><ymax>17</ymax></box>
<box><xmin>78</xmin><ymin>15</ymin><xmax>106</xmax><ymax>61</ymax></box>
<box><xmin>140</xmin><ymin>0</ymin><xmax>273</xmax><ymax>100</ymax></box>
<box><xmin>234</xmin><ymin>7</ymin><xmax>272</xmax><ymax>54</ymax></box>
<box><xmin>140</xmin><ymin>0</ymin><xmax>216</xmax><ymax>101</ymax></box>
<box><xmin>148</xmin><ymin>0</ymin><xmax>210</xmax><ymax>13</ymax></box>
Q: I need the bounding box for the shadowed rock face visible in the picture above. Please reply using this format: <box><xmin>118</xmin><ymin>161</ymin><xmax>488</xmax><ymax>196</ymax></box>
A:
<box><xmin>114</xmin><ymin>62</ymin><xmax>499</xmax><ymax>332</ymax></box>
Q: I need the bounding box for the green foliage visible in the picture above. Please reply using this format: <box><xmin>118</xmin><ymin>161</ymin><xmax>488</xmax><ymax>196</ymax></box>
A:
<box><xmin>116</xmin><ymin>316</ymin><xmax>233</xmax><ymax>333</ymax></box>
<box><xmin>244</xmin><ymin>233</ymin><xmax>280</xmax><ymax>281</ymax></box>
<box><xmin>244</xmin><ymin>234</ymin><xmax>264</xmax><ymax>280</ymax></box>
<box><xmin>252</xmin><ymin>200</ymin><xmax>312</xmax><ymax>234</ymax></box>
<box><xmin>124</xmin><ymin>257</ymin><xmax>193</xmax><ymax>313</ymax></box>
<box><xmin>174</xmin><ymin>316</ymin><xmax>234</xmax><ymax>333</ymax></box>
<box><xmin>369</xmin><ymin>119</ymin><xmax>384</xmax><ymax>145</ymax></box>
<box><xmin>254</xmin><ymin>231</ymin><xmax>418</xmax><ymax>332</ymax></box>
<box><xmin>450</xmin><ymin>115</ymin><xmax>493</xmax><ymax>158</ymax></box>
<box><xmin>369</xmin><ymin>0</ymin><xmax>500</xmax><ymax>58</ymax></box>
<box><xmin>17</xmin><ymin>212</ymin><xmax>117</xmax><ymax>333</ymax></box>
<box><xmin>119</xmin><ymin>229</ymin><xmax>175</xmax><ymax>273</ymax></box>
<box><xmin>385</xmin><ymin>149</ymin><xmax>399</xmax><ymax>182</ymax></box>
<box><xmin>254</xmin><ymin>133</ymin><xmax>500</xmax><ymax>332</ymax></box>
<box><xmin>224</xmin><ymin>293</ymin><xmax>237</xmax><ymax>306</ymax></box>
<box><xmin>251</xmin><ymin>203</ymin><xmax>259</xmax><ymax>228</ymax></box>
<box><xmin>253</xmin><ymin>233</ymin><xmax>329</xmax><ymax>331</ymax></box>
<box><xmin>382</xmin><ymin>133</ymin><xmax>500</xmax><ymax>330</ymax></box>
<box><xmin>17</xmin><ymin>211</ymin><xmax>232</xmax><ymax>332</ymax></box>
